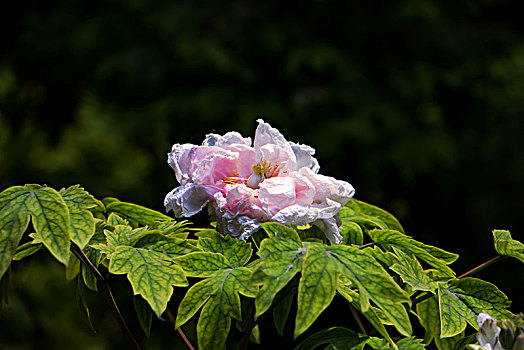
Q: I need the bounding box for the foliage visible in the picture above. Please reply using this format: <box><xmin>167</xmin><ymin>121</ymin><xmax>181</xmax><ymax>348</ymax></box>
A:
<box><xmin>1</xmin><ymin>183</ymin><xmax>522</xmax><ymax>349</ymax></box>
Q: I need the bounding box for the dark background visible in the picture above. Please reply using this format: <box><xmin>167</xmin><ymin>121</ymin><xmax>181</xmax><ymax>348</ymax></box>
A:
<box><xmin>1</xmin><ymin>0</ymin><xmax>523</xmax><ymax>349</ymax></box>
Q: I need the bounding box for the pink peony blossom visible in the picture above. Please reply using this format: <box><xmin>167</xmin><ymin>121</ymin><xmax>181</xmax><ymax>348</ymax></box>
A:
<box><xmin>164</xmin><ymin>119</ymin><xmax>355</xmax><ymax>243</ymax></box>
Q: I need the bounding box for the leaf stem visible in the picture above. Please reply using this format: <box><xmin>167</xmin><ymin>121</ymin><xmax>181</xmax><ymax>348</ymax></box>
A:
<box><xmin>456</xmin><ymin>255</ymin><xmax>507</xmax><ymax>279</ymax></box>
<box><xmin>357</xmin><ymin>242</ymin><xmax>375</xmax><ymax>249</ymax></box>
<box><xmin>70</xmin><ymin>243</ymin><xmax>142</xmax><ymax>350</ymax></box>
<box><xmin>349</xmin><ymin>304</ymin><xmax>367</xmax><ymax>335</ymax></box>
<box><xmin>166</xmin><ymin>307</ymin><xmax>195</xmax><ymax>350</ymax></box>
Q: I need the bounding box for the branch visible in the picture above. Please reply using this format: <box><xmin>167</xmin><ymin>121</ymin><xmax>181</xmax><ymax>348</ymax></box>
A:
<box><xmin>70</xmin><ymin>243</ymin><xmax>142</xmax><ymax>350</ymax></box>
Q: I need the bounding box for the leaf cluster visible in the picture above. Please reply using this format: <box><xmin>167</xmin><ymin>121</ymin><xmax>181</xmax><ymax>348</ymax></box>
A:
<box><xmin>1</xmin><ymin>185</ymin><xmax>523</xmax><ymax>349</ymax></box>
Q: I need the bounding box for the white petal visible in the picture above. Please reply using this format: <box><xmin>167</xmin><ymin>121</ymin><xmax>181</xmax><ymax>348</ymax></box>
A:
<box><xmin>312</xmin><ymin>217</ymin><xmax>343</xmax><ymax>244</ymax></box>
<box><xmin>216</xmin><ymin>212</ymin><xmax>260</xmax><ymax>240</ymax></box>
<box><xmin>476</xmin><ymin>312</ymin><xmax>502</xmax><ymax>350</ymax></box>
<box><xmin>164</xmin><ymin>183</ymin><xmax>213</xmax><ymax>217</ymax></box>
<box><xmin>258</xmin><ymin>176</ymin><xmax>297</xmax><ymax>211</ymax></box>
<box><xmin>203</xmin><ymin>131</ymin><xmax>251</xmax><ymax>147</ymax></box>
<box><xmin>167</xmin><ymin>143</ymin><xmax>195</xmax><ymax>185</ymax></box>
<box><xmin>271</xmin><ymin>199</ymin><xmax>340</xmax><ymax>226</ymax></box>
<box><xmin>290</xmin><ymin>141</ymin><xmax>320</xmax><ymax>173</ymax></box>
<box><xmin>254</xmin><ymin>119</ymin><xmax>297</xmax><ymax>172</ymax></box>
<box><xmin>299</xmin><ymin>167</ymin><xmax>355</xmax><ymax>206</ymax></box>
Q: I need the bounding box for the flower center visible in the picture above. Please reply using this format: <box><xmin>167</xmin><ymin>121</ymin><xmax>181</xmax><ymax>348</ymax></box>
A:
<box><xmin>246</xmin><ymin>160</ymin><xmax>281</xmax><ymax>189</ymax></box>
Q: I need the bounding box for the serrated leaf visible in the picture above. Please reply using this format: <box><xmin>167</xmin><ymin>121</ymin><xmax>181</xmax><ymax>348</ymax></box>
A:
<box><xmin>295</xmin><ymin>244</ymin><xmax>339</xmax><ymax>338</ymax></box>
<box><xmin>438</xmin><ymin>277</ymin><xmax>512</xmax><ymax>338</ymax></box>
<box><xmin>175</xmin><ymin>252</ymin><xmax>230</xmax><ymax>277</ymax></box>
<box><xmin>390</xmin><ymin>248</ymin><xmax>439</xmax><ymax>292</ymax></box>
<box><xmin>258</xmin><ymin>224</ymin><xmax>305</xmax><ymax>276</ymax></box>
<box><xmin>196</xmin><ymin>230</ymin><xmax>252</xmax><ymax>267</ymax></box>
<box><xmin>150</xmin><ymin>220</ymin><xmax>190</xmax><ymax>238</ymax></box>
<box><xmin>24</xmin><ymin>186</ymin><xmax>71</xmax><ymax>266</ymax></box>
<box><xmin>134</xmin><ymin>295</ymin><xmax>153</xmax><ymax>337</ymax></box>
<box><xmin>59</xmin><ymin>185</ymin><xmax>97</xmax><ymax>249</ymax></box>
<box><xmin>82</xmin><ymin>247</ymin><xmax>101</xmax><ymax>291</ymax></box>
<box><xmin>330</xmin><ymin>245</ymin><xmax>412</xmax><ymax>336</ymax></box>
<box><xmin>339</xmin><ymin>206</ymin><xmax>389</xmax><ymax>232</ymax></box>
<box><xmin>337</xmin><ymin>281</ymin><xmax>396</xmax><ymax>349</ymax></box>
<box><xmin>341</xmin><ymin>221</ymin><xmax>364</xmax><ymax>246</ymax></box>
<box><xmin>180</xmin><ymin>267</ymin><xmax>257</xmax><ymax>349</ymax></box>
<box><xmin>104</xmin><ymin>225</ymin><xmax>146</xmax><ymax>251</ymax></box>
<box><xmin>0</xmin><ymin>187</ymin><xmax>31</xmax><ymax>278</ymax></box>
<box><xmin>12</xmin><ymin>241</ymin><xmax>42</xmax><ymax>260</ymax></box>
<box><xmin>369</xmin><ymin>229</ymin><xmax>456</xmax><ymax>277</ymax></box>
<box><xmin>493</xmin><ymin>229</ymin><xmax>524</xmax><ymax>263</ymax></box>
<box><xmin>416</xmin><ymin>295</ymin><xmax>440</xmax><ymax>346</ymax></box>
<box><xmin>253</xmin><ymin>264</ymin><xmax>300</xmax><ymax>319</ymax></box>
<box><xmin>345</xmin><ymin>199</ymin><xmax>404</xmax><ymax>233</ymax></box>
<box><xmin>175</xmin><ymin>277</ymin><xmax>217</xmax><ymax>328</ymax></box>
<box><xmin>394</xmin><ymin>337</ymin><xmax>425</xmax><ymax>350</ymax></box>
<box><xmin>107</xmin><ymin>212</ymin><xmax>129</xmax><ymax>226</ymax></box>
<box><xmin>197</xmin><ymin>294</ymin><xmax>232</xmax><ymax>350</ymax></box>
<box><xmin>260</xmin><ymin>222</ymin><xmax>303</xmax><ymax>244</ymax></box>
<box><xmin>109</xmin><ymin>245</ymin><xmax>188</xmax><ymax>317</ymax></box>
<box><xmin>106</xmin><ymin>201</ymin><xmax>172</xmax><ymax>226</ymax></box>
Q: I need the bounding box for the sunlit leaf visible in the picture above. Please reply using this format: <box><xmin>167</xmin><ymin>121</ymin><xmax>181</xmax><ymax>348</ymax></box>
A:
<box><xmin>438</xmin><ymin>277</ymin><xmax>512</xmax><ymax>338</ymax></box>
<box><xmin>24</xmin><ymin>186</ymin><xmax>71</xmax><ymax>266</ymax></box>
<box><xmin>295</xmin><ymin>244</ymin><xmax>339</xmax><ymax>338</ymax></box>
<box><xmin>108</xmin><ymin>245</ymin><xmax>188</xmax><ymax>317</ymax></box>
<box><xmin>493</xmin><ymin>229</ymin><xmax>524</xmax><ymax>263</ymax></box>
<box><xmin>0</xmin><ymin>186</ymin><xmax>31</xmax><ymax>278</ymax></box>
<box><xmin>59</xmin><ymin>185</ymin><xmax>97</xmax><ymax>249</ymax></box>
<box><xmin>390</xmin><ymin>248</ymin><xmax>439</xmax><ymax>292</ymax></box>
<box><xmin>330</xmin><ymin>245</ymin><xmax>412</xmax><ymax>336</ymax></box>
<box><xmin>369</xmin><ymin>229</ymin><xmax>456</xmax><ymax>277</ymax></box>
<box><xmin>340</xmin><ymin>221</ymin><xmax>364</xmax><ymax>246</ymax></box>
<box><xmin>344</xmin><ymin>199</ymin><xmax>404</xmax><ymax>233</ymax></box>
<box><xmin>196</xmin><ymin>230</ymin><xmax>252</xmax><ymax>267</ymax></box>
<box><xmin>12</xmin><ymin>241</ymin><xmax>41</xmax><ymax>261</ymax></box>
<box><xmin>106</xmin><ymin>201</ymin><xmax>172</xmax><ymax>226</ymax></box>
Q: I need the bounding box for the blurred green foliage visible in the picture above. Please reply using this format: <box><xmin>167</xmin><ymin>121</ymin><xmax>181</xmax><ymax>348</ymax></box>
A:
<box><xmin>1</xmin><ymin>0</ymin><xmax>523</xmax><ymax>348</ymax></box>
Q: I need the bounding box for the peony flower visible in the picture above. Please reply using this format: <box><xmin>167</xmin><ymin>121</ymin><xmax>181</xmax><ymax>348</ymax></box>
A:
<box><xmin>164</xmin><ymin>119</ymin><xmax>355</xmax><ymax>242</ymax></box>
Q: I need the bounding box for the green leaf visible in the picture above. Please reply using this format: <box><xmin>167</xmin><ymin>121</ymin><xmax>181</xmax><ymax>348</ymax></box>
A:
<box><xmin>59</xmin><ymin>185</ymin><xmax>97</xmax><ymax>249</ymax></box>
<box><xmin>196</xmin><ymin>230</ymin><xmax>252</xmax><ymax>267</ymax></box>
<box><xmin>329</xmin><ymin>245</ymin><xmax>412</xmax><ymax>336</ymax></box>
<box><xmin>340</xmin><ymin>221</ymin><xmax>364</xmax><ymax>246</ymax></box>
<box><xmin>295</xmin><ymin>244</ymin><xmax>339</xmax><ymax>338</ymax></box>
<box><xmin>344</xmin><ymin>199</ymin><xmax>404</xmax><ymax>233</ymax></box>
<box><xmin>66</xmin><ymin>254</ymin><xmax>81</xmax><ymax>281</ymax></box>
<box><xmin>175</xmin><ymin>277</ymin><xmax>217</xmax><ymax>328</ymax></box>
<box><xmin>273</xmin><ymin>289</ymin><xmax>295</xmax><ymax>336</ymax></box>
<box><xmin>12</xmin><ymin>241</ymin><xmax>42</xmax><ymax>261</ymax></box>
<box><xmin>253</xmin><ymin>264</ymin><xmax>300</xmax><ymax>319</ymax></box>
<box><xmin>196</xmin><ymin>294</ymin><xmax>232</xmax><ymax>350</ymax></box>
<box><xmin>150</xmin><ymin>220</ymin><xmax>190</xmax><ymax>238</ymax></box>
<box><xmin>107</xmin><ymin>212</ymin><xmax>129</xmax><ymax>226</ymax></box>
<box><xmin>134</xmin><ymin>295</ymin><xmax>153</xmax><ymax>337</ymax></box>
<box><xmin>416</xmin><ymin>295</ymin><xmax>440</xmax><ymax>346</ymax></box>
<box><xmin>108</xmin><ymin>245</ymin><xmax>188</xmax><ymax>317</ymax></box>
<box><xmin>438</xmin><ymin>277</ymin><xmax>512</xmax><ymax>338</ymax></box>
<box><xmin>295</xmin><ymin>327</ymin><xmax>364</xmax><ymax>350</ymax></box>
<box><xmin>178</xmin><ymin>267</ymin><xmax>258</xmax><ymax>350</ymax></box>
<box><xmin>175</xmin><ymin>252</ymin><xmax>230</xmax><ymax>277</ymax></box>
<box><xmin>337</xmin><ymin>279</ymin><xmax>396</xmax><ymax>349</ymax></box>
<box><xmin>24</xmin><ymin>186</ymin><xmax>72</xmax><ymax>266</ymax></box>
<box><xmin>493</xmin><ymin>229</ymin><xmax>524</xmax><ymax>263</ymax></box>
<box><xmin>75</xmin><ymin>277</ymin><xmax>96</xmax><ymax>332</ymax></box>
<box><xmin>394</xmin><ymin>337</ymin><xmax>425</xmax><ymax>350</ymax></box>
<box><xmin>255</xmin><ymin>224</ymin><xmax>304</xmax><ymax>318</ymax></box>
<box><xmin>0</xmin><ymin>186</ymin><xmax>31</xmax><ymax>278</ymax></box>
<box><xmin>369</xmin><ymin>229</ymin><xmax>456</xmax><ymax>277</ymax></box>
<box><xmin>389</xmin><ymin>248</ymin><xmax>439</xmax><ymax>292</ymax></box>
<box><xmin>106</xmin><ymin>201</ymin><xmax>173</xmax><ymax>226</ymax></box>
